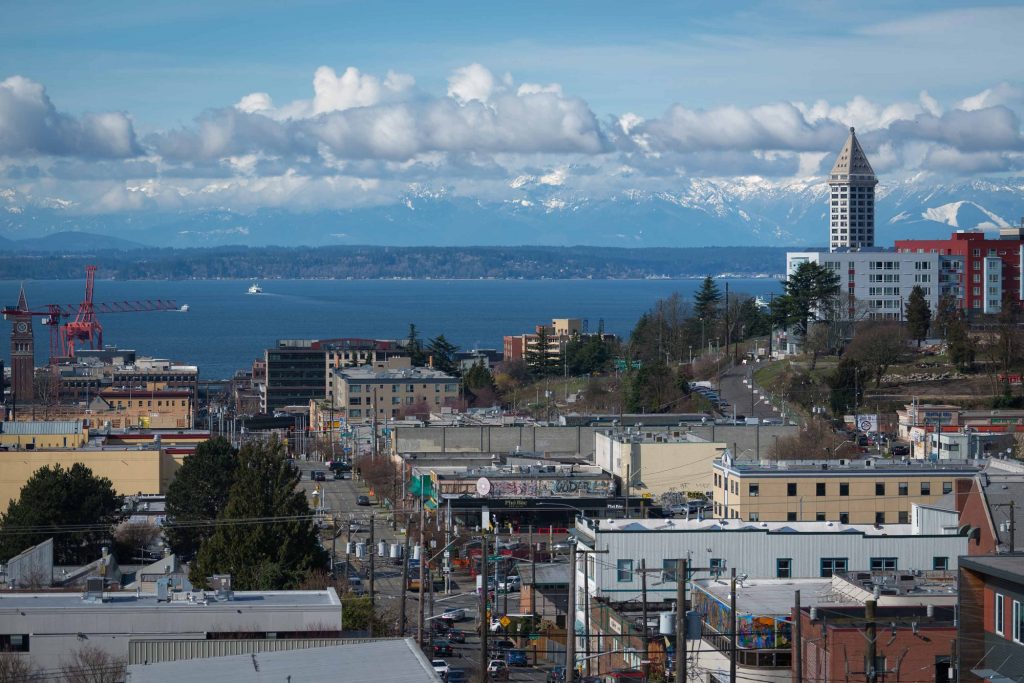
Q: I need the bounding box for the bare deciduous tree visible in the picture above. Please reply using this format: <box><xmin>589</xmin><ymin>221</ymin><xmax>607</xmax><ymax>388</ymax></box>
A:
<box><xmin>0</xmin><ymin>652</ymin><xmax>39</xmax><ymax>683</ymax></box>
<box><xmin>62</xmin><ymin>646</ymin><xmax>125</xmax><ymax>683</ymax></box>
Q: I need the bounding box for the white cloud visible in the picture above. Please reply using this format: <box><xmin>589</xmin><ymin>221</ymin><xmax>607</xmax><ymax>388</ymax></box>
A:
<box><xmin>0</xmin><ymin>75</ymin><xmax>141</xmax><ymax>158</ymax></box>
<box><xmin>957</xmin><ymin>82</ymin><xmax>1024</xmax><ymax>112</ymax></box>
<box><xmin>447</xmin><ymin>63</ymin><xmax>496</xmax><ymax>105</ymax></box>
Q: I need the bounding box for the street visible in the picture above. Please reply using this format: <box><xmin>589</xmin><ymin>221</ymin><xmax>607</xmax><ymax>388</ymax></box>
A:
<box><xmin>716</xmin><ymin>361</ymin><xmax>786</xmax><ymax>422</ymax></box>
<box><xmin>296</xmin><ymin>459</ymin><xmax>557</xmax><ymax>682</ymax></box>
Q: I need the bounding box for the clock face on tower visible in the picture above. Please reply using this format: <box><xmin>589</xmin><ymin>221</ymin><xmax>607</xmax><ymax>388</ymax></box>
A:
<box><xmin>16</xmin><ymin>322</ymin><xmax>28</xmax><ymax>333</ymax></box>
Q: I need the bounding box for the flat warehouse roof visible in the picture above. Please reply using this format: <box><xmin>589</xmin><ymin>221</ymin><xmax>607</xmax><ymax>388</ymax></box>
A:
<box><xmin>0</xmin><ymin>589</ymin><xmax>340</xmax><ymax>611</ymax></box>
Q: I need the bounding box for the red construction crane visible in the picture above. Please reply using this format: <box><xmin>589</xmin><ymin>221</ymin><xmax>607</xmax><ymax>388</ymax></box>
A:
<box><xmin>2</xmin><ymin>265</ymin><xmax>179</xmax><ymax>363</ymax></box>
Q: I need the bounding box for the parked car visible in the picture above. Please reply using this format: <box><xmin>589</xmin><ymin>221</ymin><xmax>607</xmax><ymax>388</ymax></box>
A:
<box><xmin>891</xmin><ymin>444</ymin><xmax>911</xmax><ymax>456</ymax></box>
<box><xmin>446</xmin><ymin>629</ymin><xmax>466</xmax><ymax>643</ymax></box>
<box><xmin>432</xmin><ymin>617</ymin><xmax>456</xmax><ymax>633</ymax></box>
<box><xmin>546</xmin><ymin>666</ymin><xmax>566</xmax><ymax>683</ymax></box>
<box><xmin>357</xmin><ymin>495</ymin><xmax>371</xmax><ymax>506</ymax></box>
<box><xmin>506</xmin><ymin>650</ymin><xmax>528</xmax><ymax>667</ymax></box>
<box><xmin>486</xmin><ymin>659</ymin><xmax>509</xmax><ymax>679</ymax></box>
<box><xmin>447</xmin><ymin>669</ymin><xmax>468</xmax><ymax>683</ymax></box>
<box><xmin>442</xmin><ymin>607</ymin><xmax>467</xmax><ymax>621</ymax></box>
<box><xmin>432</xmin><ymin>640</ymin><xmax>455</xmax><ymax>657</ymax></box>
<box><xmin>312</xmin><ymin>470</ymin><xmax>326</xmax><ymax>482</ymax></box>
<box><xmin>498</xmin><ymin>576</ymin><xmax>521</xmax><ymax>592</ymax></box>
<box><xmin>491</xmin><ymin>639</ymin><xmax>516</xmax><ymax>652</ymax></box>
<box><xmin>432</xmin><ymin>659</ymin><xmax>450</xmax><ymax>679</ymax></box>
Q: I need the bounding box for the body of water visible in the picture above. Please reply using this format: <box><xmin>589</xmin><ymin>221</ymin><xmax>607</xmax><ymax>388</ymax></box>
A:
<box><xmin>1</xmin><ymin>278</ymin><xmax>782</xmax><ymax>379</ymax></box>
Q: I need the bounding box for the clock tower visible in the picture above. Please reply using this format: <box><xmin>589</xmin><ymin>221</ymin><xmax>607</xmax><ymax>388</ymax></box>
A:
<box><xmin>10</xmin><ymin>284</ymin><xmax>35</xmax><ymax>405</ymax></box>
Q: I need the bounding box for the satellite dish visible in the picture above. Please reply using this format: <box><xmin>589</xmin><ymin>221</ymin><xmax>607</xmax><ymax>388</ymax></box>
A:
<box><xmin>476</xmin><ymin>477</ymin><xmax>491</xmax><ymax>496</ymax></box>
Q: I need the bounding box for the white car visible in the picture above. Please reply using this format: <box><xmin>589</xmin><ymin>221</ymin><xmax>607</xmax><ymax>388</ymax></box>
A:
<box><xmin>498</xmin><ymin>576</ymin><xmax>521</xmax><ymax>592</ymax></box>
<box><xmin>432</xmin><ymin>659</ymin><xmax>450</xmax><ymax>678</ymax></box>
<box><xmin>442</xmin><ymin>607</ymin><xmax>467</xmax><ymax>621</ymax></box>
<box><xmin>486</xmin><ymin>659</ymin><xmax>508</xmax><ymax>674</ymax></box>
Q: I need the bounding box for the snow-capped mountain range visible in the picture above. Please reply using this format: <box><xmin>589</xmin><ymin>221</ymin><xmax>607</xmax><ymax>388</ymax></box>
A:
<box><xmin>1</xmin><ymin>176</ymin><xmax>1021</xmax><ymax>249</ymax></box>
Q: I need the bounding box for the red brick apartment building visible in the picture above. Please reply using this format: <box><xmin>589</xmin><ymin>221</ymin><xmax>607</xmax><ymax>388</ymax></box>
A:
<box><xmin>895</xmin><ymin>228</ymin><xmax>1024</xmax><ymax>315</ymax></box>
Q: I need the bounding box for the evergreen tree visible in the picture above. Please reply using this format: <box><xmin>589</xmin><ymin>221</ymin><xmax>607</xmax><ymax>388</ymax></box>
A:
<box><xmin>164</xmin><ymin>436</ymin><xmax>239</xmax><ymax>561</ymax></box>
<box><xmin>946</xmin><ymin>312</ymin><xmax>975</xmax><ymax>372</ymax></box>
<box><xmin>405</xmin><ymin>323</ymin><xmax>426</xmax><ymax>367</ymax></box>
<box><xmin>0</xmin><ymin>464</ymin><xmax>123</xmax><ymax>564</ymax></box>
<box><xmin>934</xmin><ymin>294</ymin><xmax>960</xmax><ymax>340</ymax></box>
<box><xmin>770</xmin><ymin>262</ymin><xmax>841</xmax><ymax>337</ymax></box>
<box><xmin>693</xmin><ymin>275</ymin><xmax>722</xmax><ymax>324</ymax></box>
<box><xmin>427</xmin><ymin>334</ymin><xmax>459</xmax><ymax>375</ymax></box>
<box><xmin>525</xmin><ymin>326</ymin><xmax>558</xmax><ymax>377</ymax></box>
<box><xmin>905</xmin><ymin>286</ymin><xmax>931</xmax><ymax>347</ymax></box>
<box><xmin>826</xmin><ymin>357</ymin><xmax>867</xmax><ymax>415</ymax></box>
<box><xmin>189</xmin><ymin>440</ymin><xmax>328</xmax><ymax>590</ymax></box>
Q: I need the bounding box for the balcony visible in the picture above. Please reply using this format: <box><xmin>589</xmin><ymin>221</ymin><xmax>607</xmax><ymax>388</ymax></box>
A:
<box><xmin>702</xmin><ymin>625</ymin><xmax>791</xmax><ymax>669</ymax></box>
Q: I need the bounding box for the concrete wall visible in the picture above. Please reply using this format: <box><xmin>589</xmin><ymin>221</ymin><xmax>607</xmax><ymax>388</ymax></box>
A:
<box><xmin>395</xmin><ymin>426</ymin><xmax>601</xmax><ymax>457</ymax></box>
<box><xmin>594</xmin><ymin>433</ymin><xmax>723</xmax><ymax>497</ymax></box>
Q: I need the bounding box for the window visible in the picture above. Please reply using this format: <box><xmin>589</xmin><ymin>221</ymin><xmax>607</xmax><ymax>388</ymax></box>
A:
<box><xmin>820</xmin><ymin>558</ymin><xmax>848</xmax><ymax>578</ymax></box>
<box><xmin>616</xmin><ymin>559</ymin><xmax>634</xmax><ymax>582</ymax></box>
<box><xmin>870</xmin><ymin>557</ymin><xmax>897</xmax><ymax>571</ymax></box>
<box><xmin>839</xmin><ymin>482</ymin><xmax>849</xmax><ymax>496</ymax></box>
<box><xmin>839</xmin><ymin>512</ymin><xmax>849</xmax><ymax>524</ymax></box>
<box><xmin>787</xmin><ymin>483</ymin><xmax>797</xmax><ymax>497</ymax></box>
<box><xmin>0</xmin><ymin>635</ymin><xmax>29</xmax><ymax>652</ymax></box>
<box><xmin>1015</xmin><ymin>601</ymin><xmax>1023</xmax><ymax>643</ymax></box>
<box><xmin>748</xmin><ymin>483</ymin><xmax>759</xmax><ymax>497</ymax></box>
<box><xmin>349</xmin><ymin>409</ymin><xmax>361</xmax><ymax>418</ymax></box>
<box><xmin>942</xmin><ymin>481</ymin><xmax>953</xmax><ymax>494</ymax></box>
<box><xmin>816</xmin><ymin>482</ymin><xmax>826</xmax><ymax>497</ymax></box>
<box><xmin>662</xmin><ymin>559</ymin><xmax>679</xmax><ymax>582</ymax></box>
<box><xmin>816</xmin><ymin>512</ymin><xmax>826</xmax><ymax>522</ymax></box>
<box><xmin>933</xmin><ymin>557</ymin><xmax>948</xmax><ymax>571</ymax></box>
<box><xmin>898</xmin><ymin>482</ymin><xmax>908</xmax><ymax>496</ymax></box>
<box><xmin>875</xmin><ymin>482</ymin><xmax>885</xmax><ymax>496</ymax></box>
<box><xmin>996</xmin><ymin>593</ymin><xmax>1005</xmax><ymax>635</ymax></box>
<box><xmin>787</xmin><ymin>512</ymin><xmax>798</xmax><ymax>522</ymax></box>
<box><xmin>898</xmin><ymin>511</ymin><xmax>909</xmax><ymax>524</ymax></box>
<box><xmin>709</xmin><ymin>558</ymin><xmax>725</xmax><ymax>576</ymax></box>
<box><xmin>921</xmin><ymin>482</ymin><xmax>931</xmax><ymax>495</ymax></box>
<box><xmin>748</xmin><ymin>512</ymin><xmax>759</xmax><ymax>522</ymax></box>
<box><xmin>776</xmin><ymin>559</ymin><xmax>792</xmax><ymax>579</ymax></box>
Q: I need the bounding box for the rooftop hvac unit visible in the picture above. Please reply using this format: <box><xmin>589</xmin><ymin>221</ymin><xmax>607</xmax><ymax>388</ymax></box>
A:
<box><xmin>83</xmin><ymin>576</ymin><xmax>105</xmax><ymax>603</ymax></box>
<box><xmin>209</xmin><ymin>574</ymin><xmax>233</xmax><ymax>601</ymax></box>
<box><xmin>156</xmin><ymin>577</ymin><xmax>170</xmax><ymax>602</ymax></box>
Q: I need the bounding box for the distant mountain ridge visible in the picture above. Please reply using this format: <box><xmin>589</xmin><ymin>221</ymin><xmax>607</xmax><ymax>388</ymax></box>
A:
<box><xmin>1</xmin><ymin>175</ymin><xmax>1021</xmax><ymax>248</ymax></box>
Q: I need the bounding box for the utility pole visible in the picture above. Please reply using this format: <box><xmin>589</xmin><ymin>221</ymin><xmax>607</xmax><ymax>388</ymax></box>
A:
<box><xmin>566</xmin><ymin>541</ymin><xmax>576</xmax><ymax>683</ymax></box>
<box><xmin>729</xmin><ymin>568</ymin><xmax>737</xmax><ymax>683</ymax></box>
<box><xmin>371</xmin><ymin>388</ymin><xmax>378</xmax><ymax>460</ymax></box>
<box><xmin>529</xmin><ymin>525</ymin><xmax>536</xmax><ymax>616</ymax></box>
<box><xmin>417</xmin><ymin>493</ymin><xmax>426</xmax><ymax>648</ymax></box>
<box><xmin>479</xmin><ymin>532</ymin><xmax>489</xmax><ymax>683</ymax></box>
<box><xmin>399</xmin><ymin>531</ymin><xmax>410</xmax><ymax>637</ymax></box>
<box><xmin>640</xmin><ymin>558</ymin><xmax>649</xmax><ymax>681</ymax></box>
<box><xmin>794</xmin><ymin>590</ymin><xmax>802</xmax><ymax>683</ymax></box>
<box><xmin>368</xmin><ymin>512</ymin><xmax>376</xmax><ymax>638</ymax></box>
<box><xmin>866</xmin><ymin>599</ymin><xmax>877</xmax><ymax>683</ymax></box>
<box><xmin>675</xmin><ymin>559</ymin><xmax>687</xmax><ymax>683</ymax></box>
<box><xmin>583</xmin><ymin>552</ymin><xmax>591</xmax><ymax>675</ymax></box>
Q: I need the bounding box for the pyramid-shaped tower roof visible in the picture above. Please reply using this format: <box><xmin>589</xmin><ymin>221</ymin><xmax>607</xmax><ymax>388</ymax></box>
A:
<box><xmin>830</xmin><ymin>127</ymin><xmax>875</xmax><ymax>178</ymax></box>
<box><xmin>16</xmin><ymin>283</ymin><xmax>28</xmax><ymax>311</ymax></box>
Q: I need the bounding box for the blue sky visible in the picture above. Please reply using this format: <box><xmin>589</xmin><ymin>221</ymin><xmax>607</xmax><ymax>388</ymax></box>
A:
<box><xmin>1</xmin><ymin>0</ymin><xmax>1022</xmax><ymax>217</ymax></box>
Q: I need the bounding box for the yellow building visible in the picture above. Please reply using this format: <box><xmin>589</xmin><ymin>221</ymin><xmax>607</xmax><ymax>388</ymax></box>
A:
<box><xmin>711</xmin><ymin>454</ymin><xmax>981</xmax><ymax>525</ymax></box>
<box><xmin>594</xmin><ymin>430</ymin><xmax>725</xmax><ymax>497</ymax></box>
<box><xmin>0</xmin><ymin>421</ymin><xmax>88</xmax><ymax>450</ymax></box>
<box><xmin>94</xmin><ymin>388</ymin><xmax>194</xmax><ymax>429</ymax></box>
<box><xmin>0</xmin><ymin>445</ymin><xmax>185</xmax><ymax>510</ymax></box>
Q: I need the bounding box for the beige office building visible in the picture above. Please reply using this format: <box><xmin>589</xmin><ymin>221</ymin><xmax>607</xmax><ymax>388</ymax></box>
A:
<box><xmin>712</xmin><ymin>455</ymin><xmax>980</xmax><ymax>525</ymax></box>
<box><xmin>594</xmin><ymin>430</ymin><xmax>725</xmax><ymax>498</ymax></box>
<box><xmin>331</xmin><ymin>362</ymin><xmax>459</xmax><ymax>424</ymax></box>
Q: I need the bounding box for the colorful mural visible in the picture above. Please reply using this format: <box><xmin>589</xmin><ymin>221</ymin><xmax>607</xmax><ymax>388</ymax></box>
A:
<box><xmin>692</xmin><ymin>587</ymin><xmax>792</xmax><ymax>650</ymax></box>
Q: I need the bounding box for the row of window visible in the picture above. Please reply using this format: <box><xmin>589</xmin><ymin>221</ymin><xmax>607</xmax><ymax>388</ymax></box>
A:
<box><xmin>777</xmin><ymin>480</ymin><xmax>950</xmax><ymax>497</ymax></box>
<box><xmin>614</xmin><ymin>556</ymin><xmax>949</xmax><ymax>582</ymax></box>
<box><xmin>349</xmin><ymin>383</ymin><xmax>457</xmax><ymax>393</ymax></box>
<box><xmin>994</xmin><ymin>592</ymin><xmax>1024</xmax><ymax>643</ymax></box>
<box><xmin>113</xmin><ymin>400</ymin><xmax>189</xmax><ymax>408</ymax></box>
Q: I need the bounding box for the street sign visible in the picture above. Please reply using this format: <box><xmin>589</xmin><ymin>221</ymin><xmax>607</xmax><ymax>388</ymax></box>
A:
<box><xmin>499</xmin><ymin>616</ymin><xmax>511</xmax><ymax>629</ymax></box>
<box><xmin>529</xmin><ymin>634</ymin><xmax>540</xmax><ymax>641</ymax></box>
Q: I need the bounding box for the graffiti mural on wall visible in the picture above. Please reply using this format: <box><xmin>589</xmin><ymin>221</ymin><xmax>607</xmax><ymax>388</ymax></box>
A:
<box><xmin>692</xmin><ymin>588</ymin><xmax>791</xmax><ymax>650</ymax></box>
<box><xmin>485</xmin><ymin>478</ymin><xmax>613</xmax><ymax>498</ymax></box>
